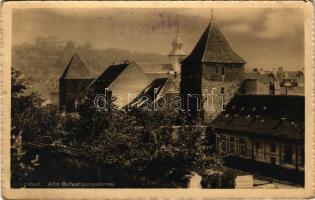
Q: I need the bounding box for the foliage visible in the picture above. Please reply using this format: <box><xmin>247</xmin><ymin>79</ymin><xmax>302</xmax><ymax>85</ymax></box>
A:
<box><xmin>201</xmin><ymin>168</ymin><xmax>236</xmax><ymax>188</ymax></box>
<box><xmin>11</xmin><ymin>69</ymin><xmax>223</xmax><ymax>188</ymax></box>
<box><xmin>11</xmin><ymin>68</ymin><xmax>44</xmax><ymax>187</ymax></box>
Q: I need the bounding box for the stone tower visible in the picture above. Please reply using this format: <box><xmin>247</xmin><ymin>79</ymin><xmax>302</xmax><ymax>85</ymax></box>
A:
<box><xmin>59</xmin><ymin>53</ymin><xmax>94</xmax><ymax>112</ymax></box>
<box><xmin>180</xmin><ymin>19</ymin><xmax>246</xmax><ymax>120</ymax></box>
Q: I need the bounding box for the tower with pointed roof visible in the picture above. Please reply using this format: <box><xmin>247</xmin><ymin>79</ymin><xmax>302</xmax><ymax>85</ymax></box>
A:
<box><xmin>59</xmin><ymin>53</ymin><xmax>94</xmax><ymax>112</ymax></box>
<box><xmin>169</xmin><ymin>21</ymin><xmax>186</xmax><ymax>74</ymax></box>
<box><xmin>180</xmin><ymin>16</ymin><xmax>246</xmax><ymax>119</ymax></box>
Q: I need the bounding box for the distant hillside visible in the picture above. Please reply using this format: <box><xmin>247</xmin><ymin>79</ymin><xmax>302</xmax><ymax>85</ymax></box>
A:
<box><xmin>12</xmin><ymin>36</ymin><xmax>169</xmax><ymax>79</ymax></box>
<box><xmin>12</xmin><ymin>36</ymin><xmax>169</xmax><ymax>101</ymax></box>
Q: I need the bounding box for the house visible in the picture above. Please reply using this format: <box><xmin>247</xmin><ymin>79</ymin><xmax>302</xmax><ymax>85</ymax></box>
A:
<box><xmin>210</xmin><ymin>95</ymin><xmax>304</xmax><ymax>174</ymax></box>
<box><xmin>239</xmin><ymin>71</ymin><xmax>281</xmax><ymax>95</ymax></box>
<box><xmin>180</xmin><ymin>19</ymin><xmax>246</xmax><ymax>119</ymax></box>
<box><xmin>239</xmin><ymin>68</ymin><xmax>304</xmax><ymax>96</ymax></box>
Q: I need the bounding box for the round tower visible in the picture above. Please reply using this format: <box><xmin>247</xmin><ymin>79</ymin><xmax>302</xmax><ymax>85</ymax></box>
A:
<box><xmin>168</xmin><ymin>24</ymin><xmax>186</xmax><ymax>74</ymax></box>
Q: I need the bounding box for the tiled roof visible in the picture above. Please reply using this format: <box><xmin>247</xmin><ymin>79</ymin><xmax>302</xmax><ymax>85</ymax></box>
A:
<box><xmin>210</xmin><ymin>95</ymin><xmax>304</xmax><ymax>140</ymax></box>
<box><xmin>182</xmin><ymin>22</ymin><xmax>246</xmax><ymax>65</ymax></box>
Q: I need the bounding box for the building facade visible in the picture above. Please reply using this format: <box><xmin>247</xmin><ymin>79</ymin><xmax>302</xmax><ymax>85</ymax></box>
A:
<box><xmin>210</xmin><ymin>95</ymin><xmax>304</xmax><ymax>173</ymax></box>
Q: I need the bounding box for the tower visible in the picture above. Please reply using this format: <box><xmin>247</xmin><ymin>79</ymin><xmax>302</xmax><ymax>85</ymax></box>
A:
<box><xmin>180</xmin><ymin>13</ymin><xmax>246</xmax><ymax>120</ymax></box>
<box><xmin>168</xmin><ymin>20</ymin><xmax>186</xmax><ymax>74</ymax></box>
<box><xmin>59</xmin><ymin>53</ymin><xmax>94</xmax><ymax>112</ymax></box>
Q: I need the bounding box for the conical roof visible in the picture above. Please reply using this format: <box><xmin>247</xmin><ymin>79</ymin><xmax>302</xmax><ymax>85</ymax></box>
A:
<box><xmin>60</xmin><ymin>53</ymin><xmax>93</xmax><ymax>80</ymax></box>
<box><xmin>182</xmin><ymin>22</ymin><xmax>246</xmax><ymax>65</ymax></box>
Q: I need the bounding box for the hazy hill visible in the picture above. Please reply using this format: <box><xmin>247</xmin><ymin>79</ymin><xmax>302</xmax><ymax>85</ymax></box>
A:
<box><xmin>12</xmin><ymin>36</ymin><xmax>169</xmax><ymax>79</ymax></box>
<box><xmin>12</xmin><ymin>36</ymin><xmax>169</xmax><ymax>100</ymax></box>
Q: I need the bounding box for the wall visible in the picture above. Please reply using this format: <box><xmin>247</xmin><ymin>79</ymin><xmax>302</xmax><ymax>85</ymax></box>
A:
<box><xmin>202</xmin><ymin>80</ymin><xmax>241</xmax><ymax>121</ymax></box>
<box><xmin>215</xmin><ymin>132</ymin><xmax>304</xmax><ymax>171</ymax></box>
<box><xmin>59</xmin><ymin>79</ymin><xmax>93</xmax><ymax>112</ymax></box>
<box><xmin>202</xmin><ymin>63</ymin><xmax>244</xmax><ymax>82</ymax></box>
<box><xmin>180</xmin><ymin>62</ymin><xmax>202</xmax><ymax>117</ymax></box>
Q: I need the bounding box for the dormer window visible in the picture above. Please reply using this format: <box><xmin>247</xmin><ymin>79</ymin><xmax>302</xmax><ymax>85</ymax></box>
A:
<box><xmin>252</xmin><ymin>107</ymin><xmax>256</xmax><ymax>111</ymax></box>
<box><xmin>263</xmin><ymin>106</ymin><xmax>268</xmax><ymax>111</ymax></box>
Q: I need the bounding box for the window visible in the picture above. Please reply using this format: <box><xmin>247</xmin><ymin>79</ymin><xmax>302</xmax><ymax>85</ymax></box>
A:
<box><xmin>229</xmin><ymin>137</ymin><xmax>235</xmax><ymax>154</ymax></box>
<box><xmin>239</xmin><ymin>138</ymin><xmax>247</xmax><ymax>156</ymax></box>
<box><xmin>221</xmin><ymin>66</ymin><xmax>225</xmax><ymax>75</ymax></box>
<box><xmin>284</xmin><ymin>143</ymin><xmax>293</xmax><ymax>164</ymax></box>
<box><xmin>270</xmin><ymin>142</ymin><xmax>277</xmax><ymax>153</ymax></box>
<box><xmin>220</xmin><ymin>136</ymin><xmax>227</xmax><ymax>152</ymax></box>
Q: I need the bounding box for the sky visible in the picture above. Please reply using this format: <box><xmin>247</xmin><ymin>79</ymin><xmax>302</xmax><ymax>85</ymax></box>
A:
<box><xmin>12</xmin><ymin>7</ymin><xmax>304</xmax><ymax>71</ymax></box>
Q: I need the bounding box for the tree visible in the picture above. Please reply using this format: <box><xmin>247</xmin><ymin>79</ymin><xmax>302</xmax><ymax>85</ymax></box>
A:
<box><xmin>11</xmin><ymin>68</ymin><xmax>42</xmax><ymax>187</ymax></box>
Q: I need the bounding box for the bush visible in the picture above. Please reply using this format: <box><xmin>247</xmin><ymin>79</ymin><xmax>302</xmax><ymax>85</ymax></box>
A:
<box><xmin>201</xmin><ymin>169</ymin><xmax>236</xmax><ymax>188</ymax></box>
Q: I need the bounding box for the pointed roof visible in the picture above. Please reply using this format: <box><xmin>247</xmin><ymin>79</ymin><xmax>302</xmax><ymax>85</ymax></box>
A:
<box><xmin>182</xmin><ymin>22</ymin><xmax>246</xmax><ymax>65</ymax></box>
<box><xmin>60</xmin><ymin>53</ymin><xmax>93</xmax><ymax>80</ymax></box>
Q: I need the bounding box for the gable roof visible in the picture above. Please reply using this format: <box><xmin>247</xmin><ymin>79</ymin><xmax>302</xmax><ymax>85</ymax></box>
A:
<box><xmin>60</xmin><ymin>53</ymin><xmax>93</xmax><ymax>80</ymax></box>
<box><xmin>86</xmin><ymin>61</ymin><xmax>132</xmax><ymax>90</ymax></box>
<box><xmin>182</xmin><ymin>22</ymin><xmax>246</xmax><ymax>65</ymax></box>
<box><xmin>210</xmin><ymin>95</ymin><xmax>304</xmax><ymax>140</ymax></box>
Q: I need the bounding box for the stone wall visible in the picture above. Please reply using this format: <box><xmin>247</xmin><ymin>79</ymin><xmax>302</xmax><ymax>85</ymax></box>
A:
<box><xmin>202</xmin><ymin>63</ymin><xmax>244</xmax><ymax>82</ymax></box>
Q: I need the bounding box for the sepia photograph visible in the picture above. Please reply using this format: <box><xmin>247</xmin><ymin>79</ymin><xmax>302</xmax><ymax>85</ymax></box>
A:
<box><xmin>1</xmin><ymin>1</ymin><xmax>314</xmax><ymax>199</ymax></box>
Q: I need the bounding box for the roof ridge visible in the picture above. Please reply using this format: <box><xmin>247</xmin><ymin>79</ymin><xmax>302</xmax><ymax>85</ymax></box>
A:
<box><xmin>201</xmin><ymin>22</ymin><xmax>213</xmax><ymax>63</ymax></box>
<box><xmin>60</xmin><ymin>53</ymin><xmax>93</xmax><ymax>80</ymax></box>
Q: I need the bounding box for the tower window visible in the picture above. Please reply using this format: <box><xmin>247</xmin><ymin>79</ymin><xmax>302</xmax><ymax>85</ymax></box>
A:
<box><xmin>221</xmin><ymin>66</ymin><xmax>225</xmax><ymax>75</ymax></box>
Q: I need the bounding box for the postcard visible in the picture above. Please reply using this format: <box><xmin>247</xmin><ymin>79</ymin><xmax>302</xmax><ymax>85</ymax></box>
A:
<box><xmin>1</xmin><ymin>1</ymin><xmax>314</xmax><ymax>199</ymax></box>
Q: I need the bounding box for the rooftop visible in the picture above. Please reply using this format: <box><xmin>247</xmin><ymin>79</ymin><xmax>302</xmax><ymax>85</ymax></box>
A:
<box><xmin>210</xmin><ymin>95</ymin><xmax>304</xmax><ymax>140</ymax></box>
<box><xmin>182</xmin><ymin>22</ymin><xmax>246</xmax><ymax>65</ymax></box>
<box><xmin>60</xmin><ymin>53</ymin><xmax>94</xmax><ymax>80</ymax></box>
